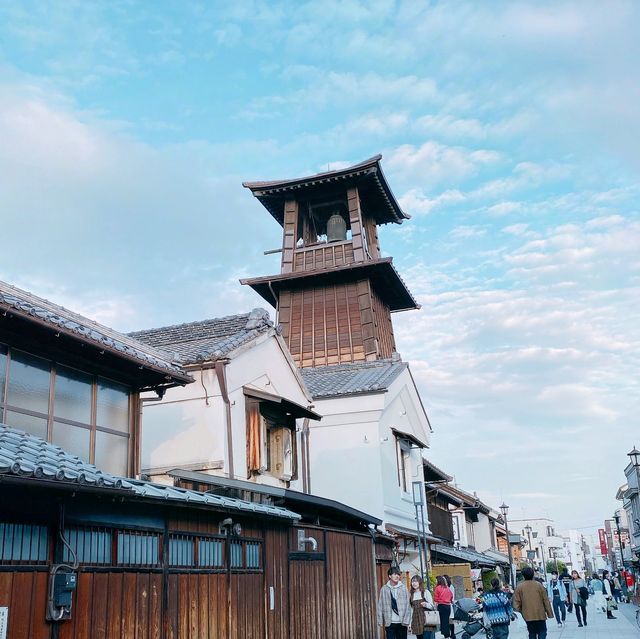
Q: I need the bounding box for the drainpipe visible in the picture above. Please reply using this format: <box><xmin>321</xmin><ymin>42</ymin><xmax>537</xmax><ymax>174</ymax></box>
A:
<box><xmin>215</xmin><ymin>361</ymin><xmax>234</xmax><ymax>479</ymax></box>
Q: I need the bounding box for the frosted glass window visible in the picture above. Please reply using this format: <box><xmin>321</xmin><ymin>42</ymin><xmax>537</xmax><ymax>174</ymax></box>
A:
<box><xmin>169</xmin><ymin>537</ymin><xmax>195</xmax><ymax>566</ymax></box>
<box><xmin>6</xmin><ymin>350</ymin><xmax>51</xmax><ymax>414</ymax></box>
<box><xmin>0</xmin><ymin>523</ymin><xmax>48</xmax><ymax>563</ymax></box>
<box><xmin>5</xmin><ymin>410</ymin><xmax>48</xmax><ymax>439</ymax></box>
<box><xmin>230</xmin><ymin>541</ymin><xmax>243</xmax><ymax>568</ymax></box>
<box><xmin>52</xmin><ymin>422</ymin><xmax>90</xmax><ymax>462</ymax></box>
<box><xmin>117</xmin><ymin>532</ymin><xmax>160</xmax><ymax>566</ymax></box>
<box><xmin>63</xmin><ymin>528</ymin><xmax>111</xmax><ymax>565</ymax></box>
<box><xmin>198</xmin><ymin>539</ymin><xmax>224</xmax><ymax>567</ymax></box>
<box><xmin>246</xmin><ymin>542</ymin><xmax>261</xmax><ymax>568</ymax></box>
<box><xmin>94</xmin><ymin>430</ymin><xmax>129</xmax><ymax>476</ymax></box>
<box><xmin>54</xmin><ymin>366</ymin><xmax>92</xmax><ymax>423</ymax></box>
<box><xmin>97</xmin><ymin>378</ymin><xmax>129</xmax><ymax>432</ymax></box>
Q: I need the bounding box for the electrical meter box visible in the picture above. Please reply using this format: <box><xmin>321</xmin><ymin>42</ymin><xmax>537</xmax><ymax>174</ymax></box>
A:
<box><xmin>46</xmin><ymin>570</ymin><xmax>77</xmax><ymax>620</ymax></box>
<box><xmin>54</xmin><ymin>572</ymin><xmax>77</xmax><ymax>607</ymax></box>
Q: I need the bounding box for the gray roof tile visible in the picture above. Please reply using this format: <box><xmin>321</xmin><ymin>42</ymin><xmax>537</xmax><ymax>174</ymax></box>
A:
<box><xmin>0</xmin><ymin>424</ymin><xmax>299</xmax><ymax>521</ymax></box>
<box><xmin>301</xmin><ymin>360</ymin><xmax>407</xmax><ymax>399</ymax></box>
<box><xmin>0</xmin><ymin>280</ymin><xmax>189</xmax><ymax>382</ymax></box>
<box><xmin>129</xmin><ymin>308</ymin><xmax>274</xmax><ymax>365</ymax></box>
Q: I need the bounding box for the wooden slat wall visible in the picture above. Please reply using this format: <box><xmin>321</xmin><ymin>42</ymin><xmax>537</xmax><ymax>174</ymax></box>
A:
<box><xmin>288</xmin><ymin>561</ymin><xmax>326</xmax><ymax>639</ymax></box>
<box><xmin>167</xmin><ymin>573</ymin><xmax>227</xmax><ymax>639</ymax></box>
<box><xmin>292</xmin><ymin>241</ymin><xmax>356</xmax><ymax>273</ymax></box>
<box><xmin>229</xmin><ymin>573</ymin><xmax>264</xmax><ymax>639</ymax></box>
<box><xmin>59</xmin><ymin>572</ymin><xmax>162</xmax><ymax>639</ymax></box>
<box><xmin>0</xmin><ymin>571</ymin><xmax>50</xmax><ymax>639</ymax></box>
<box><xmin>281</xmin><ymin>199</ymin><xmax>298</xmax><ymax>274</ymax></box>
<box><xmin>325</xmin><ymin>532</ymin><xmax>357</xmax><ymax>638</ymax></box>
<box><xmin>370</xmin><ymin>289</ymin><xmax>396</xmax><ymax>359</ymax></box>
<box><xmin>281</xmin><ymin>282</ymin><xmax>372</xmax><ymax>367</ymax></box>
<box><xmin>264</xmin><ymin>529</ymin><xmax>289</xmax><ymax>639</ymax></box>
<box><xmin>354</xmin><ymin>536</ymin><xmax>377</xmax><ymax>639</ymax></box>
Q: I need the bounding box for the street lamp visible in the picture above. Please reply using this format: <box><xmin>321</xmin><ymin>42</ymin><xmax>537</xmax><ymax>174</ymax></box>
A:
<box><xmin>412</xmin><ymin>480</ymin><xmax>430</xmax><ymax>588</ymax></box>
<box><xmin>628</xmin><ymin>446</ymin><xmax>640</xmax><ymax>469</ymax></box>
<box><xmin>613</xmin><ymin>512</ymin><xmax>625</xmax><ymax>571</ymax></box>
<box><xmin>525</xmin><ymin>525</ymin><xmax>534</xmax><ymax>568</ymax></box>
<box><xmin>500</xmin><ymin>503</ymin><xmax>515</xmax><ymax>588</ymax></box>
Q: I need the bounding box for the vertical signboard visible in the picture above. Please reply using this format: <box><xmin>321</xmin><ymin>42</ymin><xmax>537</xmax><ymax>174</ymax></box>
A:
<box><xmin>598</xmin><ymin>528</ymin><xmax>608</xmax><ymax>555</ymax></box>
<box><xmin>0</xmin><ymin>607</ymin><xmax>8</xmax><ymax>639</ymax></box>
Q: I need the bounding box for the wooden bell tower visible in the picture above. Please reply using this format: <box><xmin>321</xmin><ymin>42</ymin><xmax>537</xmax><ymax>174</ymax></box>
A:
<box><xmin>241</xmin><ymin>155</ymin><xmax>419</xmax><ymax>368</ymax></box>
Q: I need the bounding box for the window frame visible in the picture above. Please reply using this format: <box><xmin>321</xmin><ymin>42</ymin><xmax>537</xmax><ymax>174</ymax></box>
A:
<box><xmin>0</xmin><ymin>342</ymin><xmax>132</xmax><ymax>475</ymax></box>
<box><xmin>246</xmin><ymin>398</ymin><xmax>297</xmax><ymax>483</ymax></box>
<box><xmin>395</xmin><ymin>435</ymin><xmax>413</xmax><ymax>493</ymax></box>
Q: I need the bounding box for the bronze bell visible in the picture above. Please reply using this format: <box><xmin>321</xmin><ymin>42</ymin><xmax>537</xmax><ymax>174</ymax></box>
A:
<box><xmin>326</xmin><ymin>213</ymin><xmax>347</xmax><ymax>242</ymax></box>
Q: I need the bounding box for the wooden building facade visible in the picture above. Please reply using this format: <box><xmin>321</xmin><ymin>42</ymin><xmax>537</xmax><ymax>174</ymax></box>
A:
<box><xmin>0</xmin><ymin>458</ymin><xmax>392</xmax><ymax>639</ymax></box>
<box><xmin>241</xmin><ymin>155</ymin><xmax>420</xmax><ymax>368</ymax></box>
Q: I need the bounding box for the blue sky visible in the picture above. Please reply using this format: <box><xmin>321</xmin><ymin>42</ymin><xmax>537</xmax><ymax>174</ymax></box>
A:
<box><xmin>1</xmin><ymin>1</ymin><xmax>639</xmax><ymax>532</ymax></box>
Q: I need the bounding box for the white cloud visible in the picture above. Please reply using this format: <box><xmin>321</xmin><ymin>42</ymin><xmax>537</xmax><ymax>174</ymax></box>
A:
<box><xmin>387</xmin><ymin>141</ymin><xmax>500</xmax><ymax>188</ymax></box>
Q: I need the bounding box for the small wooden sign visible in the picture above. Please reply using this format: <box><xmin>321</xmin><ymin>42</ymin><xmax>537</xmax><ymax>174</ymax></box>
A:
<box><xmin>0</xmin><ymin>607</ymin><xmax>8</xmax><ymax>639</ymax></box>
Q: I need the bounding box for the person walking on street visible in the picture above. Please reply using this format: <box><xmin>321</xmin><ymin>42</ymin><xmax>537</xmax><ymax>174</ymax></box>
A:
<box><xmin>482</xmin><ymin>578</ymin><xmax>514</xmax><ymax>639</ymax></box>
<box><xmin>569</xmin><ymin>570</ymin><xmax>588</xmax><ymax>627</ymax></box>
<box><xmin>559</xmin><ymin>568</ymin><xmax>573</xmax><ymax>613</ymax></box>
<box><xmin>513</xmin><ymin>566</ymin><xmax>553</xmax><ymax>639</ymax></box>
<box><xmin>591</xmin><ymin>574</ymin><xmax>607</xmax><ymax>614</ymax></box>
<box><xmin>434</xmin><ymin>575</ymin><xmax>455</xmax><ymax>638</ymax></box>
<box><xmin>409</xmin><ymin>575</ymin><xmax>436</xmax><ymax>639</ymax></box>
<box><xmin>612</xmin><ymin>572</ymin><xmax>622</xmax><ymax>603</ymax></box>
<box><xmin>602</xmin><ymin>570</ymin><xmax>617</xmax><ymax>619</ymax></box>
<box><xmin>546</xmin><ymin>571</ymin><xmax>567</xmax><ymax>627</ymax></box>
<box><xmin>377</xmin><ymin>567</ymin><xmax>412</xmax><ymax>639</ymax></box>
<box><xmin>444</xmin><ymin>574</ymin><xmax>457</xmax><ymax>638</ymax></box>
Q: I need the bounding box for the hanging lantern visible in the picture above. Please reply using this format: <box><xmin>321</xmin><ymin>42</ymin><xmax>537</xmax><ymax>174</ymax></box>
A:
<box><xmin>326</xmin><ymin>213</ymin><xmax>347</xmax><ymax>242</ymax></box>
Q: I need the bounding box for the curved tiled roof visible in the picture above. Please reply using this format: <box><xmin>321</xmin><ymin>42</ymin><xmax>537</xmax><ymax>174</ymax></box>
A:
<box><xmin>0</xmin><ymin>425</ymin><xmax>299</xmax><ymax>521</ymax></box>
<box><xmin>0</xmin><ymin>280</ymin><xmax>190</xmax><ymax>383</ymax></box>
<box><xmin>301</xmin><ymin>359</ymin><xmax>408</xmax><ymax>399</ymax></box>
<box><xmin>243</xmin><ymin>155</ymin><xmax>409</xmax><ymax>226</ymax></box>
<box><xmin>129</xmin><ymin>308</ymin><xmax>274</xmax><ymax>366</ymax></box>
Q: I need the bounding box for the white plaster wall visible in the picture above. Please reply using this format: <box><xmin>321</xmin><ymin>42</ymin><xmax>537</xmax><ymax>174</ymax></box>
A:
<box><xmin>306</xmin><ymin>393</ymin><xmax>386</xmax><ymax>519</ymax></box>
<box><xmin>141</xmin><ymin>333</ymin><xmax>312</xmax><ymax>492</ymax></box>
<box><xmin>472</xmin><ymin>513</ymin><xmax>493</xmax><ymax>552</ymax></box>
<box><xmin>307</xmin><ymin>368</ymin><xmax>431</xmax><ymax>533</ymax></box>
<box><xmin>379</xmin><ymin>370</ymin><xmax>431</xmax><ymax>533</ymax></box>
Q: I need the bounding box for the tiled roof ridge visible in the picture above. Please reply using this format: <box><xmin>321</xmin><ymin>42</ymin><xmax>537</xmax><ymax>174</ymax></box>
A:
<box><xmin>0</xmin><ymin>424</ymin><xmax>299</xmax><ymax>520</ymax></box>
<box><xmin>128</xmin><ymin>308</ymin><xmax>272</xmax><ymax>341</ymax></box>
<box><xmin>304</xmin><ymin>357</ymin><xmax>404</xmax><ymax>372</ymax></box>
<box><xmin>0</xmin><ymin>280</ymin><xmax>187</xmax><ymax>379</ymax></box>
<box><xmin>242</xmin><ymin>154</ymin><xmax>383</xmax><ymax>189</ymax></box>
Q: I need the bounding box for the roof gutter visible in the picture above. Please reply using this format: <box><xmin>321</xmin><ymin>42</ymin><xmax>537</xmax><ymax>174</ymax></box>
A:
<box><xmin>215</xmin><ymin>360</ymin><xmax>234</xmax><ymax>479</ymax></box>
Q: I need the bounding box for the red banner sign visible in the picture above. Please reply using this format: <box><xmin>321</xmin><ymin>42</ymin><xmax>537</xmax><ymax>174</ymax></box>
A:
<box><xmin>598</xmin><ymin>528</ymin><xmax>608</xmax><ymax>555</ymax></box>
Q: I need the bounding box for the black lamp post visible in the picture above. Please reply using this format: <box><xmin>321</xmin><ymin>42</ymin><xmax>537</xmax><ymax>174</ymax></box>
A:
<box><xmin>500</xmin><ymin>503</ymin><xmax>515</xmax><ymax>588</ymax></box>
<box><xmin>613</xmin><ymin>511</ymin><xmax>625</xmax><ymax>573</ymax></box>
<box><xmin>525</xmin><ymin>525</ymin><xmax>534</xmax><ymax>568</ymax></box>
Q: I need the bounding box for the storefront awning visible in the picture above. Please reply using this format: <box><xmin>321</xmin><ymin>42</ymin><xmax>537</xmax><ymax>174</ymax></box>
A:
<box><xmin>431</xmin><ymin>544</ymin><xmax>497</xmax><ymax>568</ymax></box>
<box><xmin>243</xmin><ymin>386</ymin><xmax>321</xmax><ymax>420</ymax></box>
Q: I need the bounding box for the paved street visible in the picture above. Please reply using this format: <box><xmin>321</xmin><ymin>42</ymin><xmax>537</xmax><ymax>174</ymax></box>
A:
<box><xmin>429</xmin><ymin>600</ymin><xmax>639</xmax><ymax>639</ymax></box>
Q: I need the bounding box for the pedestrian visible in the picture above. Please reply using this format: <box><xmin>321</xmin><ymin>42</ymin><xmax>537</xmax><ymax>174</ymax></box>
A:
<box><xmin>377</xmin><ymin>566</ymin><xmax>412</xmax><ymax>638</ymax></box>
<box><xmin>568</xmin><ymin>570</ymin><xmax>588</xmax><ymax>627</ymax></box>
<box><xmin>513</xmin><ymin>566</ymin><xmax>553</xmax><ymax>639</ymax></box>
<box><xmin>591</xmin><ymin>573</ymin><xmax>607</xmax><ymax>614</ymax></box>
<box><xmin>602</xmin><ymin>570</ymin><xmax>617</xmax><ymax>619</ymax></box>
<box><xmin>482</xmin><ymin>577</ymin><xmax>513</xmax><ymax>639</ymax></box>
<box><xmin>444</xmin><ymin>574</ymin><xmax>457</xmax><ymax>638</ymax></box>
<box><xmin>612</xmin><ymin>572</ymin><xmax>622</xmax><ymax>603</ymax></box>
<box><xmin>408</xmin><ymin>575</ymin><xmax>436</xmax><ymax>639</ymax></box>
<box><xmin>434</xmin><ymin>575</ymin><xmax>455</xmax><ymax>638</ymax></box>
<box><xmin>545</xmin><ymin>570</ymin><xmax>567</xmax><ymax>627</ymax></box>
<box><xmin>559</xmin><ymin>567</ymin><xmax>573</xmax><ymax>613</ymax></box>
